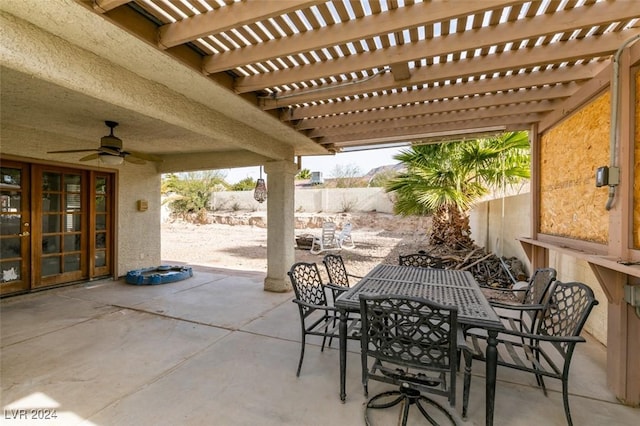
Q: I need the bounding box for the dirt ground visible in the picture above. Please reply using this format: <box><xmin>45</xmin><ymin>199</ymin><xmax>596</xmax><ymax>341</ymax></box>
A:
<box><xmin>161</xmin><ymin>212</ymin><xmax>433</xmax><ymax>278</ymax></box>
<box><xmin>161</xmin><ymin>212</ymin><xmax>518</xmax><ymax>303</ymax></box>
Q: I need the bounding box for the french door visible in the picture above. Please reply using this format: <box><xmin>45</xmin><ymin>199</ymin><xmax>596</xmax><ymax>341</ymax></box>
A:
<box><xmin>0</xmin><ymin>161</ymin><xmax>31</xmax><ymax>294</ymax></box>
<box><xmin>0</xmin><ymin>161</ymin><xmax>114</xmax><ymax>296</ymax></box>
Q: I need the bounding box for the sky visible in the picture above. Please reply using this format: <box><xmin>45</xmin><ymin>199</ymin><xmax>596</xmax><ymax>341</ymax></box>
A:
<box><xmin>222</xmin><ymin>145</ymin><xmax>407</xmax><ymax>183</ymax></box>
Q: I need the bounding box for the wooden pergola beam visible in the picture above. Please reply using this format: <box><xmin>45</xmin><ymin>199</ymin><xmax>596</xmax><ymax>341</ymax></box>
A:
<box><xmin>203</xmin><ymin>0</ymin><xmax>522</xmax><ymax>73</ymax></box>
<box><xmin>295</xmin><ymin>93</ymin><xmax>560</xmax><ymax>130</ymax></box>
<box><xmin>259</xmin><ymin>29</ymin><xmax>631</xmax><ymax>109</ymax></box>
<box><xmin>235</xmin><ymin>1</ymin><xmax>637</xmax><ymax>92</ymax></box>
<box><xmin>158</xmin><ymin>1</ymin><xmax>324</xmax><ymax>49</ymax></box>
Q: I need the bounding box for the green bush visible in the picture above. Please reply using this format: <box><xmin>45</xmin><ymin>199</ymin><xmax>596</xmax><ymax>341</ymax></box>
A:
<box><xmin>296</xmin><ymin>168</ymin><xmax>311</xmax><ymax>180</ymax></box>
<box><xmin>231</xmin><ymin>177</ymin><xmax>256</xmax><ymax>191</ymax></box>
<box><xmin>162</xmin><ymin>171</ymin><xmax>228</xmax><ymax>220</ymax></box>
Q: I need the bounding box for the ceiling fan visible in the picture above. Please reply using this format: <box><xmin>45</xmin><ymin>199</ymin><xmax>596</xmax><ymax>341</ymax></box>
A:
<box><xmin>48</xmin><ymin>121</ymin><xmax>162</xmax><ymax>165</ymax></box>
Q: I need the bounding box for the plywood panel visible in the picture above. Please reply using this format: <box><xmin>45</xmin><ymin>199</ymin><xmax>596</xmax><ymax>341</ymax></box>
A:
<box><xmin>634</xmin><ymin>70</ymin><xmax>640</xmax><ymax>248</ymax></box>
<box><xmin>540</xmin><ymin>93</ymin><xmax>610</xmax><ymax>243</ymax></box>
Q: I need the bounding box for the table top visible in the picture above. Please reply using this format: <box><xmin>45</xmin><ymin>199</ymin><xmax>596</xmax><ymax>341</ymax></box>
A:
<box><xmin>336</xmin><ymin>264</ymin><xmax>504</xmax><ymax>329</ymax></box>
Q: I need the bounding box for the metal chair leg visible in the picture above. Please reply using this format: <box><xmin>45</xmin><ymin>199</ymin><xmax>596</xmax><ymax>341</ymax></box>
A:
<box><xmin>364</xmin><ymin>387</ymin><xmax>456</xmax><ymax>426</ymax></box>
<box><xmin>296</xmin><ymin>334</ymin><xmax>306</xmax><ymax>377</ymax></box>
<box><xmin>562</xmin><ymin>379</ymin><xmax>574</xmax><ymax>426</ymax></box>
<box><xmin>462</xmin><ymin>352</ymin><xmax>472</xmax><ymax>418</ymax></box>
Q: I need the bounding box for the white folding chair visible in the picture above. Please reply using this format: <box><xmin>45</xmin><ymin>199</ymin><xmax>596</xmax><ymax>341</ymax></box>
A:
<box><xmin>336</xmin><ymin>222</ymin><xmax>355</xmax><ymax>249</ymax></box>
<box><xmin>309</xmin><ymin>222</ymin><xmax>339</xmax><ymax>254</ymax></box>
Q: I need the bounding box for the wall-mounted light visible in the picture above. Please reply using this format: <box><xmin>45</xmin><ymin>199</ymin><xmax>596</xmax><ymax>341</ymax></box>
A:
<box><xmin>253</xmin><ymin>166</ymin><xmax>267</xmax><ymax>203</ymax></box>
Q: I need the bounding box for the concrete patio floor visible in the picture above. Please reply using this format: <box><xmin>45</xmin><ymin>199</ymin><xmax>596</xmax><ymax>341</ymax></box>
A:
<box><xmin>1</xmin><ymin>265</ymin><xmax>638</xmax><ymax>425</ymax></box>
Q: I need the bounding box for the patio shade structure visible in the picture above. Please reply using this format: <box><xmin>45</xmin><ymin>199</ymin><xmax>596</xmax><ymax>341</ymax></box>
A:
<box><xmin>75</xmin><ymin>0</ymin><xmax>638</xmax><ymax>152</ymax></box>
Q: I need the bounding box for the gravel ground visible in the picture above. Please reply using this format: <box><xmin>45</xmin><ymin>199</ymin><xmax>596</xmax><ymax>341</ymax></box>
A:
<box><xmin>161</xmin><ymin>213</ymin><xmax>433</xmax><ymax>278</ymax></box>
<box><xmin>161</xmin><ymin>212</ymin><xmax>516</xmax><ymax>302</ymax></box>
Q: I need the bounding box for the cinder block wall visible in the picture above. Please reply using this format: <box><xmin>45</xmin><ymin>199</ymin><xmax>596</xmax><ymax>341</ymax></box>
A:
<box><xmin>211</xmin><ymin>187</ymin><xmax>395</xmax><ymax>214</ymax></box>
<box><xmin>469</xmin><ymin>194</ymin><xmax>531</xmax><ymax>272</ymax></box>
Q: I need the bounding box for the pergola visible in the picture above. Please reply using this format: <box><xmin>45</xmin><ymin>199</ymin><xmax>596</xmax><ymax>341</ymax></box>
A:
<box><xmin>83</xmin><ymin>0</ymin><xmax>637</xmax><ymax>150</ymax></box>
<box><xmin>1</xmin><ymin>0</ymin><xmax>639</xmax><ymax>408</ymax></box>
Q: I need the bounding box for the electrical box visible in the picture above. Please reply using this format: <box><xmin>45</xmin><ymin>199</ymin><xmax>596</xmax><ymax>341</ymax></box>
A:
<box><xmin>137</xmin><ymin>199</ymin><xmax>148</xmax><ymax>212</ymax></box>
<box><xmin>595</xmin><ymin>166</ymin><xmax>620</xmax><ymax>187</ymax></box>
<box><xmin>595</xmin><ymin>166</ymin><xmax>608</xmax><ymax>187</ymax></box>
<box><xmin>608</xmin><ymin>166</ymin><xmax>620</xmax><ymax>185</ymax></box>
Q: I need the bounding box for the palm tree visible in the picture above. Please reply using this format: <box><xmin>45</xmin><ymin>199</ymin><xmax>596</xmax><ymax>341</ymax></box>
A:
<box><xmin>296</xmin><ymin>168</ymin><xmax>312</xmax><ymax>180</ymax></box>
<box><xmin>385</xmin><ymin>131</ymin><xmax>530</xmax><ymax>248</ymax></box>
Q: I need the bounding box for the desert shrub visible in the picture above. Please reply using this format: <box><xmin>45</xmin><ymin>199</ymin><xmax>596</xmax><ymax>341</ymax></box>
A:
<box><xmin>231</xmin><ymin>177</ymin><xmax>256</xmax><ymax>191</ymax></box>
<box><xmin>340</xmin><ymin>196</ymin><xmax>358</xmax><ymax>213</ymax></box>
<box><xmin>162</xmin><ymin>171</ymin><xmax>227</xmax><ymax>221</ymax></box>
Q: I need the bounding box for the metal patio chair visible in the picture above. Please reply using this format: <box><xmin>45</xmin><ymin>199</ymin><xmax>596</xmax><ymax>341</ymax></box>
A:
<box><xmin>359</xmin><ymin>294</ymin><xmax>465</xmax><ymax>425</ymax></box>
<box><xmin>287</xmin><ymin>262</ymin><xmax>360</xmax><ymax>377</ymax></box>
<box><xmin>323</xmin><ymin>253</ymin><xmax>362</xmax><ymax>290</ymax></box>
<box><xmin>489</xmin><ymin>268</ymin><xmax>557</xmax><ymax>334</ymax></box>
<box><xmin>462</xmin><ymin>281</ymin><xmax>599</xmax><ymax>426</ymax></box>
<box><xmin>398</xmin><ymin>252</ymin><xmax>445</xmax><ymax>269</ymax></box>
<box><xmin>309</xmin><ymin>222</ymin><xmax>339</xmax><ymax>254</ymax></box>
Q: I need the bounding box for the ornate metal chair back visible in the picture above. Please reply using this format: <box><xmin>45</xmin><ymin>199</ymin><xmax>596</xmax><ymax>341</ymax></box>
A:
<box><xmin>536</xmin><ymin>281</ymin><xmax>599</xmax><ymax>355</ymax></box>
<box><xmin>323</xmin><ymin>254</ymin><xmax>350</xmax><ymax>287</ymax></box>
<box><xmin>288</xmin><ymin>262</ymin><xmax>328</xmax><ymax>314</ymax></box>
<box><xmin>398</xmin><ymin>252</ymin><xmax>445</xmax><ymax>269</ymax></box>
<box><xmin>523</xmin><ymin>268</ymin><xmax>557</xmax><ymax>305</ymax></box>
<box><xmin>359</xmin><ymin>293</ymin><xmax>460</xmax><ymax>408</ymax></box>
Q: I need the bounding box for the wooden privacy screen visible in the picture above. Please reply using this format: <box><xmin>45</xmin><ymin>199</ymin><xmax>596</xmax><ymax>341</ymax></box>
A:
<box><xmin>539</xmin><ymin>93</ymin><xmax>610</xmax><ymax>243</ymax></box>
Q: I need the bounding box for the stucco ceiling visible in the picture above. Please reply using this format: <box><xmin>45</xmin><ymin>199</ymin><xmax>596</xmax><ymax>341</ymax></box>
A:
<box><xmin>1</xmin><ymin>0</ymin><xmax>326</xmax><ymax>170</ymax></box>
<box><xmin>0</xmin><ymin>67</ymin><xmax>231</xmax><ymax>154</ymax></box>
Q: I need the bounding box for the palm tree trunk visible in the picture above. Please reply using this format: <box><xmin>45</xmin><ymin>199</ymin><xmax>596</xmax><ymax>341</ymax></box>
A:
<box><xmin>430</xmin><ymin>205</ymin><xmax>474</xmax><ymax>249</ymax></box>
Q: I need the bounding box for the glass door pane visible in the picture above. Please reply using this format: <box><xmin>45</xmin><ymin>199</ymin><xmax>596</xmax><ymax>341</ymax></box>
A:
<box><xmin>0</xmin><ymin>162</ymin><xmax>30</xmax><ymax>295</ymax></box>
<box><xmin>92</xmin><ymin>174</ymin><xmax>111</xmax><ymax>275</ymax></box>
<box><xmin>36</xmin><ymin>168</ymin><xmax>86</xmax><ymax>287</ymax></box>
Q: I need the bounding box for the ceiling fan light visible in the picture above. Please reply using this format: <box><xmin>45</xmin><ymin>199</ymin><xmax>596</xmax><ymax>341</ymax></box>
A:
<box><xmin>100</xmin><ymin>154</ymin><xmax>124</xmax><ymax>165</ymax></box>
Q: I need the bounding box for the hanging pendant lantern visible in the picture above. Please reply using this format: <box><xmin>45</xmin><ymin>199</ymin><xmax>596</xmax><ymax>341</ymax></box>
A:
<box><xmin>253</xmin><ymin>166</ymin><xmax>267</xmax><ymax>203</ymax></box>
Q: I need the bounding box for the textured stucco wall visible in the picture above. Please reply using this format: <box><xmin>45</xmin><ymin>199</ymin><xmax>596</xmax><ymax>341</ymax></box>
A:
<box><xmin>0</xmin><ymin>124</ymin><xmax>161</xmax><ymax>277</ymax></box>
<box><xmin>116</xmin><ymin>167</ymin><xmax>161</xmax><ymax>276</ymax></box>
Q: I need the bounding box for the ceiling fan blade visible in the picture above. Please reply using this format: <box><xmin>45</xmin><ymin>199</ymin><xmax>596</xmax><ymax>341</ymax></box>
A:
<box><xmin>128</xmin><ymin>150</ymin><xmax>163</xmax><ymax>162</ymax></box>
<box><xmin>79</xmin><ymin>153</ymin><xmax>100</xmax><ymax>161</ymax></box>
<box><xmin>48</xmin><ymin>148</ymin><xmax>99</xmax><ymax>154</ymax></box>
<box><xmin>124</xmin><ymin>155</ymin><xmax>146</xmax><ymax>165</ymax></box>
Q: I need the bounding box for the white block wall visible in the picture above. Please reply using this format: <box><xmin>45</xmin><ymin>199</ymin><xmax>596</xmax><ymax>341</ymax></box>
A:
<box><xmin>211</xmin><ymin>187</ymin><xmax>395</xmax><ymax>214</ymax></box>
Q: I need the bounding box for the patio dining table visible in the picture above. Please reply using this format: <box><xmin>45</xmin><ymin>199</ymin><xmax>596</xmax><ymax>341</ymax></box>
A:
<box><xmin>335</xmin><ymin>264</ymin><xmax>505</xmax><ymax>426</ymax></box>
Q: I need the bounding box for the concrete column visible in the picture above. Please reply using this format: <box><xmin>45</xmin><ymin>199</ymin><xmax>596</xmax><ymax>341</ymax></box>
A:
<box><xmin>263</xmin><ymin>160</ymin><xmax>297</xmax><ymax>292</ymax></box>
